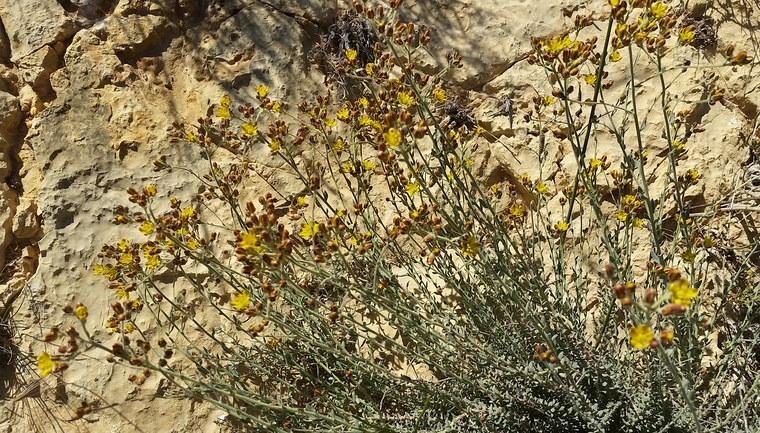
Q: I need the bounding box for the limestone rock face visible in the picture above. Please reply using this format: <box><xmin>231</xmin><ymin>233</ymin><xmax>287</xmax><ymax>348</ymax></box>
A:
<box><xmin>101</xmin><ymin>13</ymin><xmax>178</xmax><ymax>57</ymax></box>
<box><xmin>0</xmin><ymin>91</ymin><xmax>21</xmax><ymax>269</ymax></box>
<box><xmin>12</xmin><ymin>197</ymin><xmax>39</xmax><ymax>239</ymax></box>
<box><xmin>406</xmin><ymin>0</ymin><xmax>572</xmax><ymax>88</ymax></box>
<box><xmin>0</xmin><ymin>0</ymin><xmax>77</xmax><ymax>62</ymax></box>
<box><xmin>63</xmin><ymin>29</ymin><xmax>125</xmax><ymax>89</ymax></box>
<box><xmin>258</xmin><ymin>0</ymin><xmax>339</xmax><ymax>26</ymax></box>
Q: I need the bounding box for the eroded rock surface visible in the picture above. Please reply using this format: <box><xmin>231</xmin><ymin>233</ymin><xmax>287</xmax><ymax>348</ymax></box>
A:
<box><xmin>0</xmin><ymin>0</ymin><xmax>77</xmax><ymax>62</ymax></box>
<box><xmin>0</xmin><ymin>0</ymin><xmax>758</xmax><ymax>431</ymax></box>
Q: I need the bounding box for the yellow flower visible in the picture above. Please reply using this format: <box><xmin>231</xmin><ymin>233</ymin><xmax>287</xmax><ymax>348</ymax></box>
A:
<box><xmin>365</xmin><ymin>63</ymin><xmax>375</xmax><ymax>75</ymax></box>
<box><xmin>405</xmin><ymin>182</ymin><xmax>420</xmax><ymax>197</ymax></box>
<box><xmin>543</xmin><ymin>95</ymin><xmax>555</xmax><ymax>106</ymax></box>
<box><xmin>98</xmin><ymin>264</ymin><xmax>119</xmax><ymax>281</ymax></box>
<box><xmin>609</xmin><ymin>50</ymin><xmax>622</xmax><ymax>62</ymax></box>
<box><xmin>332</xmin><ymin>138</ymin><xmax>345</xmax><ymax>153</ymax></box>
<box><xmin>37</xmin><ymin>352</ymin><xmax>56</xmax><ymax>377</ymax></box>
<box><xmin>397</xmin><ymin>92</ymin><xmax>415</xmax><ymax>106</ymax></box>
<box><xmin>270</xmin><ymin>101</ymin><xmax>282</xmax><ymax>113</ymax></box>
<box><xmin>255</xmin><ymin>85</ymin><xmax>270</xmax><ymax>99</ymax></box>
<box><xmin>607</xmin><ymin>0</ymin><xmax>619</xmax><ymax>6</ymax></box>
<box><xmin>296</xmin><ymin>196</ymin><xmax>308</xmax><ymax>207</ymax></box>
<box><xmin>220</xmin><ymin>95</ymin><xmax>231</xmax><ymax>107</ymax></box>
<box><xmin>519</xmin><ymin>174</ymin><xmax>531</xmax><ymax>185</ymax></box>
<box><xmin>345</xmin><ymin>49</ymin><xmax>358</xmax><ymax>61</ymax></box>
<box><xmin>681</xmin><ymin>250</ymin><xmax>696</xmax><ymax>264</ymax></box>
<box><xmin>615</xmin><ymin>22</ymin><xmax>627</xmax><ymax>38</ymax></box>
<box><xmin>554</xmin><ymin>221</ymin><xmax>569</xmax><ymax>233</ymax></box>
<box><xmin>589</xmin><ymin>158</ymin><xmax>602</xmax><ymax>169</ymax></box>
<box><xmin>509</xmin><ymin>203</ymin><xmax>525</xmax><ymax>218</ymax></box>
<box><xmin>139</xmin><ymin>221</ymin><xmax>155</xmax><ymax>236</ymax></box>
<box><xmin>300</xmin><ymin>221</ymin><xmax>319</xmax><ymax>240</ymax></box>
<box><xmin>684</xmin><ymin>169</ymin><xmax>700</xmax><ymax>183</ymax></box>
<box><xmin>383</xmin><ymin>127</ymin><xmax>402</xmax><ymax>148</ymax></box>
<box><xmin>242</xmin><ymin>122</ymin><xmax>258</xmax><ymax>136</ymax></box>
<box><xmin>185</xmin><ymin>132</ymin><xmax>197</xmax><ymax>142</ymax></box>
<box><xmin>585</xmin><ymin>74</ymin><xmax>597</xmax><ymax>86</ymax></box>
<box><xmin>126</xmin><ymin>299</ymin><xmax>142</xmax><ymax>311</ymax></box>
<box><xmin>703</xmin><ymin>236</ymin><xmax>715</xmax><ymax>248</ymax></box>
<box><xmin>679</xmin><ymin>26</ymin><xmax>695</xmax><ymax>44</ymax></box>
<box><xmin>633</xmin><ymin>217</ymin><xmax>644</xmax><ymax>228</ymax></box>
<box><xmin>536</xmin><ymin>182</ymin><xmax>549</xmax><ymax>195</ymax></box>
<box><xmin>660</xmin><ymin>330</ymin><xmax>674</xmax><ymax>343</ymax></box>
<box><xmin>621</xmin><ymin>194</ymin><xmax>639</xmax><ymax>209</ymax></box>
<box><xmin>362</xmin><ymin>159</ymin><xmax>375</xmax><ymax>171</ymax></box>
<box><xmin>545</xmin><ymin>35</ymin><xmax>574</xmax><ymax>55</ymax></box>
<box><xmin>146</xmin><ymin>253</ymin><xmax>161</xmax><ymax>270</ymax></box>
<box><xmin>119</xmin><ymin>253</ymin><xmax>133</xmax><ymax>265</ymax></box>
<box><xmin>325</xmin><ymin>118</ymin><xmax>337</xmax><ymax>128</ymax></box>
<box><xmin>433</xmin><ymin>88</ymin><xmax>446</xmax><ymax>103</ymax></box>
<box><xmin>650</xmin><ymin>1</ymin><xmax>668</xmax><ymax>19</ymax></box>
<box><xmin>359</xmin><ymin>114</ymin><xmax>373</xmax><ymax>126</ymax></box>
<box><xmin>269</xmin><ymin>138</ymin><xmax>281</xmax><ymax>153</ymax></box>
<box><xmin>114</xmin><ymin>286</ymin><xmax>129</xmax><ymax>299</ymax></box>
<box><xmin>181</xmin><ymin>207</ymin><xmax>195</xmax><ymax>219</ymax></box>
<box><xmin>340</xmin><ymin>161</ymin><xmax>354</xmax><ymax>173</ymax></box>
<box><xmin>239</xmin><ymin>230</ymin><xmax>265</xmax><ymax>253</ymax></box>
<box><xmin>629</xmin><ymin>324</ymin><xmax>654</xmax><ymax>349</ymax></box>
<box><xmin>336</xmin><ymin>107</ymin><xmax>350</xmax><ymax>120</ymax></box>
<box><xmin>124</xmin><ymin>323</ymin><xmax>136</xmax><ymax>333</ymax></box>
<box><xmin>216</xmin><ymin>105</ymin><xmax>231</xmax><ymax>120</ymax></box>
<box><xmin>668</xmin><ymin>278</ymin><xmax>698</xmax><ymax>307</ymax></box>
<box><xmin>231</xmin><ymin>291</ymin><xmax>251</xmax><ymax>311</ymax></box>
<box><xmin>118</xmin><ymin>239</ymin><xmax>130</xmax><ymax>252</ymax></box>
<box><xmin>616</xmin><ymin>210</ymin><xmax>628</xmax><ymax>222</ymax></box>
<box><xmin>358</xmin><ymin>97</ymin><xmax>369</xmax><ymax>107</ymax></box>
<box><xmin>447</xmin><ymin>130</ymin><xmax>459</xmax><ymax>141</ymax></box>
<box><xmin>461</xmin><ymin>236</ymin><xmax>481</xmax><ymax>258</ymax></box>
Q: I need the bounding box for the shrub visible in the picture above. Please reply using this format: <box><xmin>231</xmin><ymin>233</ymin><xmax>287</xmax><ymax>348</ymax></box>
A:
<box><xmin>39</xmin><ymin>1</ymin><xmax>760</xmax><ymax>432</ymax></box>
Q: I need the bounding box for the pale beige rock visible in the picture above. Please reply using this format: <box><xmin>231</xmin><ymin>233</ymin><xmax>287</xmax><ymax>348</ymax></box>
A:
<box><xmin>114</xmin><ymin>0</ymin><xmax>178</xmax><ymax>16</ymax></box>
<box><xmin>103</xmin><ymin>14</ymin><xmax>178</xmax><ymax>57</ymax></box>
<box><xmin>0</xmin><ymin>89</ymin><xmax>18</xmax><ymax>263</ymax></box>
<box><xmin>259</xmin><ymin>0</ymin><xmax>339</xmax><ymax>26</ymax></box>
<box><xmin>0</xmin><ymin>0</ymin><xmax>76</xmax><ymax>62</ymax></box>
<box><xmin>17</xmin><ymin>85</ymin><xmax>46</xmax><ymax>117</ymax></box>
<box><xmin>181</xmin><ymin>1</ymin><xmax>321</xmax><ymax>105</ymax></box>
<box><xmin>406</xmin><ymin>0</ymin><xmax>575</xmax><ymax>88</ymax></box>
<box><xmin>12</xmin><ymin>197</ymin><xmax>40</xmax><ymax>239</ymax></box>
<box><xmin>0</xmin><ymin>64</ymin><xmax>19</xmax><ymax>95</ymax></box>
<box><xmin>63</xmin><ymin>29</ymin><xmax>125</xmax><ymax>89</ymax></box>
<box><xmin>0</xmin><ymin>90</ymin><xmax>21</xmax><ymax>181</ymax></box>
<box><xmin>0</xmin><ymin>185</ymin><xmax>14</xmax><ymax>268</ymax></box>
<box><xmin>17</xmin><ymin>45</ymin><xmax>60</xmax><ymax>97</ymax></box>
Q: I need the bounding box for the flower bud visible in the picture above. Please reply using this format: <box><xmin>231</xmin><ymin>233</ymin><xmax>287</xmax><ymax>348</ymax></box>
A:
<box><xmin>613</xmin><ymin>283</ymin><xmax>626</xmax><ymax>299</ymax></box>
<box><xmin>662</xmin><ymin>303</ymin><xmax>687</xmax><ymax>315</ymax></box>
<box><xmin>644</xmin><ymin>287</ymin><xmax>656</xmax><ymax>305</ymax></box>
